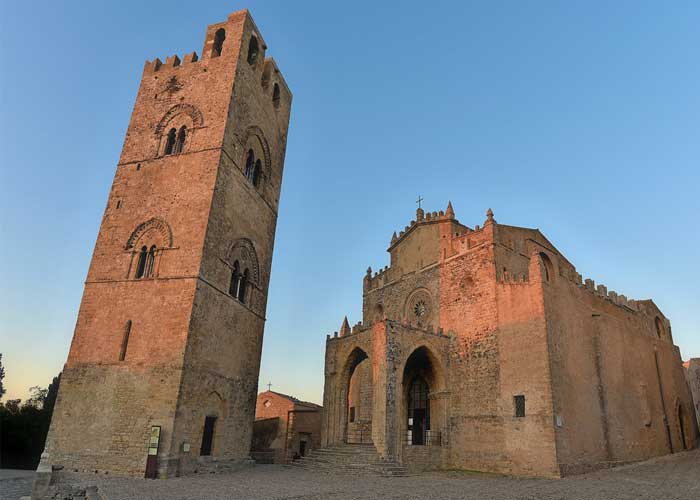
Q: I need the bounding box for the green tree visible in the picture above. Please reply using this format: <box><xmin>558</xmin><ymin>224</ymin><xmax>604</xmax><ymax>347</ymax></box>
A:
<box><xmin>0</xmin><ymin>372</ymin><xmax>61</xmax><ymax>469</ymax></box>
<box><xmin>0</xmin><ymin>353</ymin><xmax>6</xmax><ymax>399</ymax></box>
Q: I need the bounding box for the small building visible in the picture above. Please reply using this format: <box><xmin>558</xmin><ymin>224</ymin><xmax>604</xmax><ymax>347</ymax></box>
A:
<box><xmin>252</xmin><ymin>391</ymin><xmax>322</xmax><ymax>463</ymax></box>
<box><xmin>683</xmin><ymin>359</ymin><xmax>700</xmax><ymax>429</ymax></box>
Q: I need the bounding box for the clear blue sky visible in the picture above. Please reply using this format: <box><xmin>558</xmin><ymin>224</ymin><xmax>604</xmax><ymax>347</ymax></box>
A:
<box><xmin>1</xmin><ymin>1</ymin><xmax>699</xmax><ymax>404</ymax></box>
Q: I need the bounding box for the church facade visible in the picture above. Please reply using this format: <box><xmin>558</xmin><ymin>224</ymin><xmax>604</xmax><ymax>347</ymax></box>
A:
<box><xmin>43</xmin><ymin>10</ymin><xmax>291</xmax><ymax>477</ymax></box>
<box><xmin>321</xmin><ymin>203</ymin><xmax>698</xmax><ymax>477</ymax></box>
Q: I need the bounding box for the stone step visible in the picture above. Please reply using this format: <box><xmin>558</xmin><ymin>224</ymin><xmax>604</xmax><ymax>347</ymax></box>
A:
<box><xmin>289</xmin><ymin>445</ymin><xmax>410</xmax><ymax>477</ymax></box>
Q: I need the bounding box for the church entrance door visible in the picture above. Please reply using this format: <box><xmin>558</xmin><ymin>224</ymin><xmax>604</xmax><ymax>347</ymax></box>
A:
<box><xmin>412</xmin><ymin>409</ymin><xmax>426</xmax><ymax>445</ymax></box>
<box><xmin>200</xmin><ymin>416</ymin><xmax>217</xmax><ymax>456</ymax></box>
<box><xmin>407</xmin><ymin>375</ymin><xmax>429</xmax><ymax>445</ymax></box>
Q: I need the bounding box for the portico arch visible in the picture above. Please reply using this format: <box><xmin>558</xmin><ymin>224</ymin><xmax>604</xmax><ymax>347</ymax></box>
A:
<box><xmin>340</xmin><ymin>347</ymin><xmax>373</xmax><ymax>444</ymax></box>
<box><xmin>400</xmin><ymin>346</ymin><xmax>446</xmax><ymax>447</ymax></box>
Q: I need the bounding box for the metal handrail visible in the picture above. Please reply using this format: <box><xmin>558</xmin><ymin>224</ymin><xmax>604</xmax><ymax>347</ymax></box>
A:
<box><xmin>402</xmin><ymin>430</ymin><xmax>442</xmax><ymax>446</ymax></box>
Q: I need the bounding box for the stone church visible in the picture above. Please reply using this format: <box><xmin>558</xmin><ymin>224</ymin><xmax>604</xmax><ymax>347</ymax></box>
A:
<box><xmin>42</xmin><ymin>10</ymin><xmax>291</xmax><ymax>477</ymax></box>
<box><xmin>320</xmin><ymin>203</ymin><xmax>698</xmax><ymax>476</ymax></box>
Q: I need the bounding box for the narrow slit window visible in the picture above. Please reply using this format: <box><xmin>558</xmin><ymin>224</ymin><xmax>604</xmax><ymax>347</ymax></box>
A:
<box><xmin>119</xmin><ymin>320</ymin><xmax>132</xmax><ymax>361</ymax></box>
<box><xmin>272</xmin><ymin>83</ymin><xmax>281</xmax><ymax>109</ymax></box>
<box><xmin>514</xmin><ymin>395</ymin><xmax>526</xmax><ymax>418</ymax></box>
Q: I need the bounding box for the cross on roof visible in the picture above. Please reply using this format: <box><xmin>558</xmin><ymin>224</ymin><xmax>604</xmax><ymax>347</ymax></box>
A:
<box><xmin>266</xmin><ymin>382</ymin><xmax>272</xmax><ymax>391</ymax></box>
<box><xmin>416</xmin><ymin>195</ymin><xmax>423</xmax><ymax>209</ymax></box>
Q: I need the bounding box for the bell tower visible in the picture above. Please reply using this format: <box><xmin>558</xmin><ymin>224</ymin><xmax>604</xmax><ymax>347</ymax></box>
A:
<box><xmin>45</xmin><ymin>10</ymin><xmax>292</xmax><ymax>477</ymax></box>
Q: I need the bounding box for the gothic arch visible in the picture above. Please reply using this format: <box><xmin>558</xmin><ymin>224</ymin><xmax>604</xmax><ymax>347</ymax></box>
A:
<box><xmin>125</xmin><ymin>218</ymin><xmax>173</xmax><ymax>250</ymax></box>
<box><xmin>400</xmin><ymin>345</ymin><xmax>447</xmax><ymax>447</ymax></box>
<box><xmin>155</xmin><ymin>103</ymin><xmax>204</xmax><ymax>135</ymax></box>
<box><xmin>226</xmin><ymin>238</ymin><xmax>260</xmax><ymax>285</ymax></box>
<box><xmin>242</xmin><ymin>126</ymin><xmax>272</xmax><ymax>179</ymax></box>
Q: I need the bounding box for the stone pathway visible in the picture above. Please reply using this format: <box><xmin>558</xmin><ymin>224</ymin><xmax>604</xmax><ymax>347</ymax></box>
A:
<box><xmin>2</xmin><ymin>449</ymin><xmax>699</xmax><ymax>500</ymax></box>
<box><xmin>0</xmin><ymin>470</ymin><xmax>34</xmax><ymax>500</ymax></box>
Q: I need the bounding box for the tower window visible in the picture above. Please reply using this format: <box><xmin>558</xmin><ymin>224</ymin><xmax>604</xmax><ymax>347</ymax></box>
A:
<box><xmin>272</xmin><ymin>83</ymin><xmax>281</xmax><ymax>109</ymax></box>
<box><xmin>238</xmin><ymin>268</ymin><xmax>250</xmax><ymax>303</ymax></box>
<box><xmin>174</xmin><ymin>126</ymin><xmax>187</xmax><ymax>154</ymax></box>
<box><xmin>212</xmin><ymin>28</ymin><xmax>225</xmax><ymax>58</ymax></box>
<box><xmin>135</xmin><ymin>246</ymin><xmax>148</xmax><ymax>279</ymax></box>
<box><xmin>145</xmin><ymin>245</ymin><xmax>157</xmax><ymax>277</ymax></box>
<box><xmin>252</xmin><ymin>159</ymin><xmax>261</xmax><ymax>187</ymax></box>
<box><xmin>514</xmin><ymin>395</ymin><xmax>526</xmax><ymax>418</ymax></box>
<box><xmin>119</xmin><ymin>320</ymin><xmax>132</xmax><ymax>361</ymax></box>
<box><xmin>244</xmin><ymin>149</ymin><xmax>255</xmax><ymax>181</ymax></box>
<box><xmin>135</xmin><ymin>245</ymin><xmax>157</xmax><ymax>279</ymax></box>
<box><xmin>247</xmin><ymin>36</ymin><xmax>259</xmax><ymax>65</ymax></box>
<box><xmin>229</xmin><ymin>263</ymin><xmax>249</xmax><ymax>304</ymax></box>
<box><xmin>164</xmin><ymin>128</ymin><xmax>177</xmax><ymax>155</ymax></box>
<box><xmin>229</xmin><ymin>260</ymin><xmax>241</xmax><ymax>297</ymax></box>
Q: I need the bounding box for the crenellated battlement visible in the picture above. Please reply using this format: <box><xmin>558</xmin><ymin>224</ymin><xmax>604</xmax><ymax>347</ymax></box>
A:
<box><xmin>574</xmin><ymin>273</ymin><xmax>638</xmax><ymax>311</ymax></box>
<box><xmin>144</xmin><ymin>51</ymin><xmax>200</xmax><ymax>73</ymax></box>
<box><xmin>325</xmin><ymin>318</ymin><xmax>448</xmax><ymax>343</ymax></box>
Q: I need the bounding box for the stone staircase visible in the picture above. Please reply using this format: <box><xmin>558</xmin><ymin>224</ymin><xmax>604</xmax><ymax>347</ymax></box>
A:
<box><xmin>290</xmin><ymin>444</ymin><xmax>409</xmax><ymax>477</ymax></box>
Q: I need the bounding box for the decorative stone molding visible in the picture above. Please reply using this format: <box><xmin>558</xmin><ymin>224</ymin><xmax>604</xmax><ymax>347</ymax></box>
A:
<box><xmin>226</xmin><ymin>238</ymin><xmax>260</xmax><ymax>285</ymax></box>
<box><xmin>125</xmin><ymin>218</ymin><xmax>173</xmax><ymax>250</ymax></box>
<box><xmin>242</xmin><ymin>125</ymin><xmax>272</xmax><ymax>179</ymax></box>
<box><xmin>155</xmin><ymin>103</ymin><xmax>204</xmax><ymax>135</ymax></box>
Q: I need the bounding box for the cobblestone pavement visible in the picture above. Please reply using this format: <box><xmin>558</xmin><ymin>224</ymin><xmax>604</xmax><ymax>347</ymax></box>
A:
<box><xmin>3</xmin><ymin>450</ymin><xmax>699</xmax><ymax>500</ymax></box>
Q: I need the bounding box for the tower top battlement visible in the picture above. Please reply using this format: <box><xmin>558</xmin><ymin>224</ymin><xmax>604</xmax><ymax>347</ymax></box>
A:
<box><xmin>142</xmin><ymin>10</ymin><xmax>291</xmax><ymax>98</ymax></box>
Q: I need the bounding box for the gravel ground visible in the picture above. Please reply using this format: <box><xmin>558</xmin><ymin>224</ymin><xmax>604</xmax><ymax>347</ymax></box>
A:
<box><xmin>3</xmin><ymin>449</ymin><xmax>699</xmax><ymax>500</ymax></box>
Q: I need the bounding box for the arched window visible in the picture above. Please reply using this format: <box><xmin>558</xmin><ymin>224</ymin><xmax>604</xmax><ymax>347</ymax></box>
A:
<box><xmin>655</xmin><ymin>317</ymin><xmax>664</xmax><ymax>339</ymax></box>
<box><xmin>252</xmin><ymin>159</ymin><xmax>261</xmax><ymax>187</ymax></box>
<box><xmin>374</xmin><ymin>303</ymin><xmax>384</xmax><ymax>322</ymax></box>
<box><xmin>247</xmin><ymin>36</ymin><xmax>259</xmax><ymax>65</ymax></box>
<box><xmin>539</xmin><ymin>252</ymin><xmax>553</xmax><ymax>282</ymax></box>
<box><xmin>229</xmin><ymin>260</ymin><xmax>241</xmax><ymax>297</ymax></box>
<box><xmin>272</xmin><ymin>83</ymin><xmax>281</xmax><ymax>109</ymax></box>
<box><xmin>164</xmin><ymin>128</ymin><xmax>177</xmax><ymax>155</ymax></box>
<box><xmin>119</xmin><ymin>320</ymin><xmax>132</xmax><ymax>362</ymax></box>
<box><xmin>238</xmin><ymin>268</ymin><xmax>249</xmax><ymax>303</ymax></box>
<box><xmin>174</xmin><ymin>126</ymin><xmax>187</xmax><ymax>154</ymax></box>
<box><xmin>144</xmin><ymin>245</ymin><xmax>157</xmax><ymax>278</ymax></box>
<box><xmin>135</xmin><ymin>246</ymin><xmax>148</xmax><ymax>279</ymax></box>
<box><xmin>212</xmin><ymin>28</ymin><xmax>225</xmax><ymax>57</ymax></box>
<box><xmin>244</xmin><ymin>149</ymin><xmax>255</xmax><ymax>182</ymax></box>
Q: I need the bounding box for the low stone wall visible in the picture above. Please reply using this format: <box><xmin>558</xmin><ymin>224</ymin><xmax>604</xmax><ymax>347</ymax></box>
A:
<box><xmin>401</xmin><ymin>445</ymin><xmax>447</xmax><ymax>472</ymax></box>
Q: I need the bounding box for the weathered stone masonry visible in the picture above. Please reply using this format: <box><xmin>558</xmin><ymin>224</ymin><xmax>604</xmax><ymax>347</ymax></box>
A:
<box><xmin>321</xmin><ymin>204</ymin><xmax>698</xmax><ymax>477</ymax></box>
<box><xmin>44</xmin><ymin>10</ymin><xmax>292</xmax><ymax>477</ymax></box>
